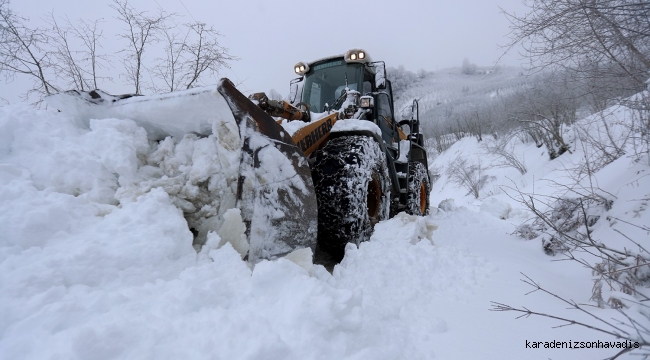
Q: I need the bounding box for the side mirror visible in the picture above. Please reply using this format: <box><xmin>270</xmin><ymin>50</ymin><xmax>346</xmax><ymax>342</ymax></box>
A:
<box><xmin>410</xmin><ymin>99</ymin><xmax>420</xmax><ymax>134</ymax></box>
<box><xmin>371</xmin><ymin>61</ymin><xmax>387</xmax><ymax>90</ymax></box>
<box><xmin>289</xmin><ymin>77</ymin><xmax>303</xmax><ymax>105</ymax></box>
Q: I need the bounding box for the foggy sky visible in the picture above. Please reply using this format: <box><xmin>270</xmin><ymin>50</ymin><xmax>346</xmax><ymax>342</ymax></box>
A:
<box><xmin>1</xmin><ymin>0</ymin><xmax>528</xmax><ymax>103</ymax></box>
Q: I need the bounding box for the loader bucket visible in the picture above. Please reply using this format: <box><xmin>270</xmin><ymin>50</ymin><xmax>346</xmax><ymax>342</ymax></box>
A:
<box><xmin>217</xmin><ymin>79</ymin><xmax>318</xmax><ymax>263</ymax></box>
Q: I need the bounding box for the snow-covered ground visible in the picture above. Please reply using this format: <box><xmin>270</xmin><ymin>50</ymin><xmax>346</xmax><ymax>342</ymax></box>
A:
<box><xmin>1</xmin><ymin>90</ymin><xmax>648</xmax><ymax>359</ymax></box>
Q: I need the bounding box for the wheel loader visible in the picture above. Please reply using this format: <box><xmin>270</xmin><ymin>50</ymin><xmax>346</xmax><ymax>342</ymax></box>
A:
<box><xmin>234</xmin><ymin>48</ymin><xmax>432</xmax><ymax>261</ymax></box>
<box><xmin>47</xmin><ymin>48</ymin><xmax>431</xmax><ymax>264</ymax></box>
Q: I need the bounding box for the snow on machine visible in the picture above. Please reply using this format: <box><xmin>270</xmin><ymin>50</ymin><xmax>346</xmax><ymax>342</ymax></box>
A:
<box><xmin>46</xmin><ymin>48</ymin><xmax>431</xmax><ymax>263</ymax></box>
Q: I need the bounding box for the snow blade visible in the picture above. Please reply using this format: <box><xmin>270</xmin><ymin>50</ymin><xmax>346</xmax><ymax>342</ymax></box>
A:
<box><xmin>217</xmin><ymin>79</ymin><xmax>318</xmax><ymax>263</ymax></box>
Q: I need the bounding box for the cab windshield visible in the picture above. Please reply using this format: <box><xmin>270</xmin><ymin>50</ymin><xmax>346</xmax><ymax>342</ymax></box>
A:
<box><xmin>301</xmin><ymin>60</ymin><xmax>363</xmax><ymax>113</ymax></box>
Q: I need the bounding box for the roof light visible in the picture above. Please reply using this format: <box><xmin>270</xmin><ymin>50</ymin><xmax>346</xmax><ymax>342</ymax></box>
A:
<box><xmin>294</xmin><ymin>62</ymin><xmax>310</xmax><ymax>75</ymax></box>
<box><xmin>344</xmin><ymin>49</ymin><xmax>371</xmax><ymax>63</ymax></box>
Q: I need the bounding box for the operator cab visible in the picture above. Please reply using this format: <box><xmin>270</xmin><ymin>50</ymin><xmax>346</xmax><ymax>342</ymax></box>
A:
<box><xmin>292</xmin><ymin>49</ymin><xmax>398</xmax><ymax>144</ymax></box>
<box><xmin>301</xmin><ymin>60</ymin><xmax>364</xmax><ymax>113</ymax></box>
<box><xmin>294</xmin><ymin>50</ymin><xmax>374</xmax><ymax>113</ymax></box>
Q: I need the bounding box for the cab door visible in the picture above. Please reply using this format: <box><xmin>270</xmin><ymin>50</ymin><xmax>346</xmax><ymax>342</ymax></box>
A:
<box><xmin>374</xmin><ymin>80</ymin><xmax>398</xmax><ymax>144</ymax></box>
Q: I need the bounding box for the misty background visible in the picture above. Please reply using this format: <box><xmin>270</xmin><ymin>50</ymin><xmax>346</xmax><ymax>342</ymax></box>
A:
<box><xmin>0</xmin><ymin>0</ymin><xmax>528</xmax><ymax>102</ymax></box>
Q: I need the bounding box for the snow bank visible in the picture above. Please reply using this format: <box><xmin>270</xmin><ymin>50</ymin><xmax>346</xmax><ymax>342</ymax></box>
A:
<box><xmin>0</xmin><ymin>99</ymin><xmax>445</xmax><ymax>359</ymax></box>
<box><xmin>480</xmin><ymin>197</ymin><xmax>512</xmax><ymax>220</ymax></box>
<box><xmin>0</xmin><ymin>103</ymin><xmax>494</xmax><ymax>358</ymax></box>
<box><xmin>0</xmin><ymin>101</ymin><xmax>494</xmax><ymax>358</ymax></box>
<box><xmin>45</xmin><ymin>86</ymin><xmax>235</xmax><ymax>141</ymax></box>
<box><xmin>3</xmin><ymin>86</ymin><xmax>637</xmax><ymax>359</ymax></box>
<box><xmin>1</xmin><ymin>94</ymin><xmax>243</xmax><ymax>246</ymax></box>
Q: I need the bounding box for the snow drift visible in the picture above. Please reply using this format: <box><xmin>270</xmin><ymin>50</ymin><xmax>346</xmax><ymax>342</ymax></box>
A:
<box><xmin>0</xmin><ymin>99</ymin><xmax>461</xmax><ymax>358</ymax></box>
<box><xmin>3</xmin><ymin>85</ymin><xmax>642</xmax><ymax>359</ymax></box>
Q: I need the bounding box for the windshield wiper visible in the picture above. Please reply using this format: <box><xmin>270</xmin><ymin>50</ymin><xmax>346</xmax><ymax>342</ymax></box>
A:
<box><xmin>330</xmin><ymin>89</ymin><xmax>348</xmax><ymax>111</ymax></box>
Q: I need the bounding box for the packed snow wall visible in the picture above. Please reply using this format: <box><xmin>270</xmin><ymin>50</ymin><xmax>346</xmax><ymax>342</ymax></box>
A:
<box><xmin>41</xmin><ymin>86</ymin><xmax>247</xmax><ymax>253</ymax></box>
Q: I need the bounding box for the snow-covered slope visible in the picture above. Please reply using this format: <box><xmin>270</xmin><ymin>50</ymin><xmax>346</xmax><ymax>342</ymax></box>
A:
<box><xmin>426</xmin><ymin>93</ymin><xmax>650</xmax><ymax>358</ymax></box>
<box><xmin>1</xmin><ymin>89</ymin><xmax>648</xmax><ymax>359</ymax></box>
<box><xmin>392</xmin><ymin>66</ymin><xmax>530</xmax><ymax>121</ymax></box>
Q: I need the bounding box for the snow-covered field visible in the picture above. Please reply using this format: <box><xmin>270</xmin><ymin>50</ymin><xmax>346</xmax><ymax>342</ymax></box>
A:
<box><xmin>1</xmin><ymin>90</ymin><xmax>648</xmax><ymax>359</ymax></box>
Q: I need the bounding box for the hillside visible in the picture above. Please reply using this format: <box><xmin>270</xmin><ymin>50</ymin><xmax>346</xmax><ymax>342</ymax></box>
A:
<box><xmin>392</xmin><ymin>66</ymin><xmax>531</xmax><ymax>125</ymax></box>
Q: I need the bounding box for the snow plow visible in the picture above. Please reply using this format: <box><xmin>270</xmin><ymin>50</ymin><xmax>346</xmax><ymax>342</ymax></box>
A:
<box><xmin>46</xmin><ymin>48</ymin><xmax>431</xmax><ymax>263</ymax></box>
<box><xmin>245</xmin><ymin>49</ymin><xmax>431</xmax><ymax>260</ymax></box>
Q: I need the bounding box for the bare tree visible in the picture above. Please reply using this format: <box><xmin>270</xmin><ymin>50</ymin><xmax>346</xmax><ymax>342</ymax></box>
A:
<box><xmin>446</xmin><ymin>156</ymin><xmax>493</xmax><ymax>198</ymax></box>
<box><xmin>500</xmin><ymin>181</ymin><xmax>650</xmax><ymax>358</ymax></box>
<box><xmin>70</xmin><ymin>18</ymin><xmax>110</xmax><ymax>90</ymax></box>
<box><xmin>483</xmin><ymin>136</ymin><xmax>528</xmax><ymax>175</ymax></box>
<box><xmin>492</xmin><ymin>273</ymin><xmax>650</xmax><ymax>359</ymax></box>
<box><xmin>511</xmin><ymin>74</ymin><xmax>577</xmax><ymax>159</ymax></box>
<box><xmin>47</xmin><ymin>14</ymin><xmax>88</xmax><ymax>91</ymax></box>
<box><xmin>387</xmin><ymin>65</ymin><xmax>419</xmax><ymax>99</ymax></box>
<box><xmin>47</xmin><ymin>15</ymin><xmax>112</xmax><ymax>92</ymax></box>
<box><xmin>461</xmin><ymin>57</ymin><xmax>477</xmax><ymax>75</ymax></box>
<box><xmin>503</xmin><ymin>0</ymin><xmax>650</xmax><ymax>92</ymax></box>
<box><xmin>0</xmin><ymin>0</ymin><xmax>58</xmax><ymax>98</ymax></box>
<box><xmin>626</xmin><ymin>93</ymin><xmax>650</xmax><ymax>164</ymax></box>
<box><xmin>575</xmin><ymin>108</ymin><xmax>632</xmax><ymax>172</ymax></box>
<box><xmin>111</xmin><ymin>0</ymin><xmax>171</xmax><ymax>94</ymax></box>
<box><xmin>181</xmin><ymin>22</ymin><xmax>234</xmax><ymax>89</ymax></box>
<box><xmin>149</xmin><ymin>20</ymin><xmax>187</xmax><ymax>93</ymax></box>
<box><xmin>1</xmin><ymin>0</ymin><xmax>235</xmax><ymax>101</ymax></box>
<box><xmin>151</xmin><ymin>21</ymin><xmax>236</xmax><ymax>92</ymax></box>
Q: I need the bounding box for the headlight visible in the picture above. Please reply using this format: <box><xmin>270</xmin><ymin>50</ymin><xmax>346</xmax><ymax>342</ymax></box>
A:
<box><xmin>360</xmin><ymin>96</ymin><xmax>374</xmax><ymax>108</ymax></box>
<box><xmin>294</xmin><ymin>62</ymin><xmax>310</xmax><ymax>75</ymax></box>
<box><xmin>358</xmin><ymin>51</ymin><xmax>365</xmax><ymax>59</ymax></box>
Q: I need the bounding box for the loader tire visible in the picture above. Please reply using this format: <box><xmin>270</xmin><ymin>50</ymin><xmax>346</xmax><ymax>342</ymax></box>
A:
<box><xmin>312</xmin><ymin>135</ymin><xmax>390</xmax><ymax>261</ymax></box>
<box><xmin>406</xmin><ymin>161</ymin><xmax>430</xmax><ymax>216</ymax></box>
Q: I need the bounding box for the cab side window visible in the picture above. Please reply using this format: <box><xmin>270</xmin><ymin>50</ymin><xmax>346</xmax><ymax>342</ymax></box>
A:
<box><xmin>376</xmin><ymin>91</ymin><xmax>394</xmax><ymax>143</ymax></box>
<box><xmin>309</xmin><ymin>82</ymin><xmax>322</xmax><ymax>112</ymax></box>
